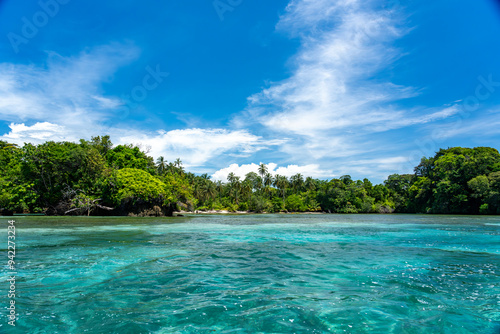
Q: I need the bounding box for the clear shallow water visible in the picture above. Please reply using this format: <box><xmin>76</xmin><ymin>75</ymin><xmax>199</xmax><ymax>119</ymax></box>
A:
<box><xmin>2</xmin><ymin>214</ymin><xmax>500</xmax><ymax>333</ymax></box>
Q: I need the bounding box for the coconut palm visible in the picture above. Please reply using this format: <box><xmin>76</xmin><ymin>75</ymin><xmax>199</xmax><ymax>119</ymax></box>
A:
<box><xmin>244</xmin><ymin>172</ymin><xmax>261</xmax><ymax>192</ymax></box>
<box><xmin>264</xmin><ymin>172</ymin><xmax>273</xmax><ymax>198</ymax></box>
<box><xmin>274</xmin><ymin>174</ymin><xmax>289</xmax><ymax>204</ymax></box>
<box><xmin>156</xmin><ymin>156</ymin><xmax>167</xmax><ymax>175</ymax></box>
<box><xmin>203</xmin><ymin>180</ymin><xmax>217</xmax><ymax>206</ymax></box>
<box><xmin>290</xmin><ymin>173</ymin><xmax>304</xmax><ymax>193</ymax></box>
<box><xmin>215</xmin><ymin>180</ymin><xmax>224</xmax><ymax>201</ymax></box>
<box><xmin>174</xmin><ymin>158</ymin><xmax>185</xmax><ymax>175</ymax></box>
<box><xmin>227</xmin><ymin>172</ymin><xmax>238</xmax><ymax>184</ymax></box>
<box><xmin>258</xmin><ymin>163</ymin><xmax>268</xmax><ymax>187</ymax></box>
<box><xmin>258</xmin><ymin>163</ymin><xmax>268</xmax><ymax>178</ymax></box>
<box><xmin>241</xmin><ymin>179</ymin><xmax>253</xmax><ymax>201</ymax></box>
<box><xmin>227</xmin><ymin>173</ymin><xmax>241</xmax><ymax>204</ymax></box>
<box><xmin>305</xmin><ymin>177</ymin><xmax>317</xmax><ymax>192</ymax></box>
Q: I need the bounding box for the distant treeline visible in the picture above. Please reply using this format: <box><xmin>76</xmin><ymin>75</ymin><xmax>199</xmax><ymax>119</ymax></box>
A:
<box><xmin>1</xmin><ymin>136</ymin><xmax>499</xmax><ymax>216</ymax></box>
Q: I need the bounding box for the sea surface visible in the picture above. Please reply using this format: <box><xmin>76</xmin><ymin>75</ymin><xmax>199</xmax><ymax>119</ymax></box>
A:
<box><xmin>1</xmin><ymin>214</ymin><xmax>500</xmax><ymax>333</ymax></box>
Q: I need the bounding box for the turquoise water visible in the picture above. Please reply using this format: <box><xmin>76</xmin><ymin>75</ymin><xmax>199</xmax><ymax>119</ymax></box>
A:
<box><xmin>2</xmin><ymin>214</ymin><xmax>500</xmax><ymax>333</ymax></box>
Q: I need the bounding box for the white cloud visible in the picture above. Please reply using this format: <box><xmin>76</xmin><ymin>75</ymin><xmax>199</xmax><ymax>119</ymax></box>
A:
<box><xmin>118</xmin><ymin>128</ymin><xmax>281</xmax><ymax>168</ymax></box>
<box><xmin>211</xmin><ymin>162</ymin><xmax>334</xmax><ymax>181</ymax></box>
<box><xmin>2</xmin><ymin>122</ymin><xmax>68</xmax><ymax>142</ymax></box>
<box><xmin>242</xmin><ymin>0</ymin><xmax>414</xmax><ymax>137</ymax></box>
<box><xmin>211</xmin><ymin>163</ymin><xmax>262</xmax><ymax>181</ymax></box>
<box><xmin>228</xmin><ymin>0</ymin><xmax>464</xmax><ymax>181</ymax></box>
<box><xmin>0</xmin><ymin>44</ymin><xmax>286</xmax><ymax>170</ymax></box>
<box><xmin>0</xmin><ymin>2</ymin><xmax>473</xmax><ymax>183</ymax></box>
<box><xmin>0</xmin><ymin>43</ymin><xmax>139</xmax><ymax>128</ymax></box>
<box><xmin>425</xmin><ymin>116</ymin><xmax>500</xmax><ymax>140</ymax></box>
<box><xmin>1</xmin><ymin>121</ymin><xmax>285</xmax><ymax>170</ymax></box>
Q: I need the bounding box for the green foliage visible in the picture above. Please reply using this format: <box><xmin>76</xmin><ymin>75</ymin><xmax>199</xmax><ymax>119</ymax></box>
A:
<box><xmin>0</xmin><ymin>138</ymin><xmax>190</xmax><ymax>216</ymax></box>
<box><xmin>20</xmin><ymin>141</ymin><xmax>108</xmax><ymax>210</ymax></box>
<box><xmin>390</xmin><ymin>147</ymin><xmax>500</xmax><ymax>214</ymax></box>
<box><xmin>468</xmin><ymin>175</ymin><xmax>490</xmax><ymax>199</ymax></box>
<box><xmin>90</xmin><ymin>135</ymin><xmax>113</xmax><ymax>156</ymax></box>
<box><xmin>479</xmin><ymin>203</ymin><xmax>489</xmax><ymax>215</ymax></box>
<box><xmin>0</xmin><ymin>141</ymin><xmax>40</xmax><ymax>212</ymax></box>
<box><xmin>270</xmin><ymin>197</ymin><xmax>285</xmax><ymax>212</ymax></box>
<box><xmin>111</xmin><ymin>168</ymin><xmax>169</xmax><ymax>205</ymax></box>
<box><xmin>69</xmin><ymin>193</ymin><xmax>100</xmax><ymax>216</ymax></box>
<box><xmin>106</xmin><ymin>144</ymin><xmax>155</xmax><ymax>172</ymax></box>
<box><xmin>162</xmin><ymin>173</ymin><xmax>195</xmax><ymax>207</ymax></box>
<box><xmin>0</xmin><ymin>180</ymin><xmax>39</xmax><ymax>213</ymax></box>
<box><xmin>285</xmin><ymin>194</ymin><xmax>307</xmax><ymax>212</ymax></box>
<box><xmin>1</xmin><ymin>141</ymin><xmax>500</xmax><ymax>216</ymax></box>
<box><xmin>384</xmin><ymin>174</ymin><xmax>414</xmax><ymax>212</ymax></box>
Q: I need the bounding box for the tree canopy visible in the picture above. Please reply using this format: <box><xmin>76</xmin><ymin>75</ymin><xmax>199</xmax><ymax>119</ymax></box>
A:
<box><xmin>1</xmin><ymin>140</ymin><xmax>499</xmax><ymax>216</ymax></box>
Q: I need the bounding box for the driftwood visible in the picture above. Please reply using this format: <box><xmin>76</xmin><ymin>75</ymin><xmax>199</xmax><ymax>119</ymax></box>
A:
<box><xmin>64</xmin><ymin>207</ymin><xmax>81</xmax><ymax>215</ymax></box>
<box><xmin>96</xmin><ymin>203</ymin><xmax>114</xmax><ymax>211</ymax></box>
<box><xmin>64</xmin><ymin>199</ymin><xmax>114</xmax><ymax>215</ymax></box>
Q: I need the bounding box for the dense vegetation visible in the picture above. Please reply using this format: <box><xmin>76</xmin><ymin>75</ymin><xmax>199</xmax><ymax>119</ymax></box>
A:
<box><xmin>1</xmin><ymin>137</ymin><xmax>499</xmax><ymax>216</ymax></box>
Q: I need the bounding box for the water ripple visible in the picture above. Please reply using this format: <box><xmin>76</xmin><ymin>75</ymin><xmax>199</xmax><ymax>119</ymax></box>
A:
<box><xmin>5</xmin><ymin>215</ymin><xmax>500</xmax><ymax>333</ymax></box>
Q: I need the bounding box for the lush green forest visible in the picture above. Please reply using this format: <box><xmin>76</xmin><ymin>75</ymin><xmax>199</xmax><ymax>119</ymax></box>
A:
<box><xmin>1</xmin><ymin>137</ymin><xmax>499</xmax><ymax>216</ymax></box>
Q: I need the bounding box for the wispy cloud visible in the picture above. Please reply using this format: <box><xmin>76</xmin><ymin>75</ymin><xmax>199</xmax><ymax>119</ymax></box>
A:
<box><xmin>426</xmin><ymin>114</ymin><xmax>500</xmax><ymax>140</ymax></box>
<box><xmin>243</xmin><ymin>0</ymin><xmax>414</xmax><ymax>136</ymax></box>
<box><xmin>0</xmin><ymin>45</ymin><xmax>283</xmax><ymax>168</ymax></box>
<box><xmin>118</xmin><ymin>129</ymin><xmax>285</xmax><ymax>169</ymax></box>
<box><xmin>0</xmin><ymin>43</ymin><xmax>139</xmax><ymax>125</ymax></box>
<box><xmin>0</xmin><ymin>1</ymin><xmax>484</xmax><ymax>183</ymax></box>
<box><xmin>231</xmin><ymin>0</ymin><xmax>462</xmax><ymax>179</ymax></box>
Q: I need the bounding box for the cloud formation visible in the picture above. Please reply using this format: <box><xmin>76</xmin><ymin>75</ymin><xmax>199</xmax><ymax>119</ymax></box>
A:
<box><xmin>0</xmin><ymin>44</ymin><xmax>282</xmax><ymax>169</ymax></box>
<box><xmin>0</xmin><ymin>1</ymin><xmax>486</xmax><ymax>183</ymax></box>
<box><xmin>118</xmin><ymin>128</ymin><xmax>285</xmax><ymax>168</ymax></box>
<box><xmin>0</xmin><ymin>44</ymin><xmax>137</xmax><ymax>125</ymax></box>
<box><xmin>231</xmin><ymin>0</ymin><xmax>463</xmax><ymax>179</ymax></box>
<box><xmin>211</xmin><ymin>162</ymin><xmax>334</xmax><ymax>181</ymax></box>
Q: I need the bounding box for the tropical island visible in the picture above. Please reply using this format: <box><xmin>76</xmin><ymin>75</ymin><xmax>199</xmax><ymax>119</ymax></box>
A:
<box><xmin>1</xmin><ymin>136</ymin><xmax>499</xmax><ymax>216</ymax></box>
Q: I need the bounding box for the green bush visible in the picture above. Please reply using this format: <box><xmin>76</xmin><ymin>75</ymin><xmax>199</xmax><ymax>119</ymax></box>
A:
<box><xmin>285</xmin><ymin>194</ymin><xmax>307</xmax><ymax>212</ymax></box>
<box><xmin>248</xmin><ymin>195</ymin><xmax>271</xmax><ymax>213</ymax></box>
<box><xmin>480</xmin><ymin>203</ymin><xmax>489</xmax><ymax>214</ymax></box>
<box><xmin>111</xmin><ymin>168</ymin><xmax>170</xmax><ymax>205</ymax></box>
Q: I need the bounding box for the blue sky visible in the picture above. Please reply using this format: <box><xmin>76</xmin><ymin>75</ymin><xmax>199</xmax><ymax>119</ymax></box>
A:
<box><xmin>1</xmin><ymin>0</ymin><xmax>500</xmax><ymax>183</ymax></box>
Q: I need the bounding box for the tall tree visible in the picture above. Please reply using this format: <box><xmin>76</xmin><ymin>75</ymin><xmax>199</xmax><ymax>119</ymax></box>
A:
<box><xmin>290</xmin><ymin>173</ymin><xmax>304</xmax><ymax>193</ymax></box>
<box><xmin>274</xmin><ymin>175</ymin><xmax>288</xmax><ymax>204</ymax></box>
<box><xmin>156</xmin><ymin>156</ymin><xmax>167</xmax><ymax>175</ymax></box>
<box><xmin>258</xmin><ymin>163</ymin><xmax>268</xmax><ymax>189</ymax></box>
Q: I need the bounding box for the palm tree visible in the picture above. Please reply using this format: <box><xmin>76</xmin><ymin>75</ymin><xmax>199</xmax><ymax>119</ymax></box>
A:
<box><xmin>215</xmin><ymin>180</ymin><xmax>224</xmax><ymax>201</ymax></box>
<box><xmin>156</xmin><ymin>156</ymin><xmax>167</xmax><ymax>175</ymax></box>
<box><xmin>203</xmin><ymin>180</ymin><xmax>217</xmax><ymax>207</ymax></box>
<box><xmin>228</xmin><ymin>172</ymin><xmax>235</xmax><ymax>183</ymax></box>
<box><xmin>244</xmin><ymin>172</ymin><xmax>261</xmax><ymax>192</ymax></box>
<box><xmin>264</xmin><ymin>172</ymin><xmax>273</xmax><ymax>198</ymax></box>
<box><xmin>258</xmin><ymin>163</ymin><xmax>268</xmax><ymax>186</ymax></box>
<box><xmin>174</xmin><ymin>158</ymin><xmax>185</xmax><ymax>175</ymax></box>
<box><xmin>274</xmin><ymin>175</ymin><xmax>288</xmax><ymax>204</ymax></box>
<box><xmin>305</xmin><ymin>177</ymin><xmax>317</xmax><ymax>192</ymax></box>
<box><xmin>166</xmin><ymin>162</ymin><xmax>176</xmax><ymax>174</ymax></box>
<box><xmin>290</xmin><ymin>173</ymin><xmax>304</xmax><ymax>193</ymax></box>
<box><xmin>227</xmin><ymin>173</ymin><xmax>241</xmax><ymax>204</ymax></box>
<box><xmin>194</xmin><ymin>182</ymin><xmax>205</xmax><ymax>204</ymax></box>
<box><xmin>241</xmin><ymin>179</ymin><xmax>253</xmax><ymax>202</ymax></box>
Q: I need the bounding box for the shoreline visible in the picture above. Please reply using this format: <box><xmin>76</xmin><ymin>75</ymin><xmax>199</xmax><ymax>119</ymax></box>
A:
<box><xmin>175</xmin><ymin>210</ymin><xmax>326</xmax><ymax>215</ymax></box>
